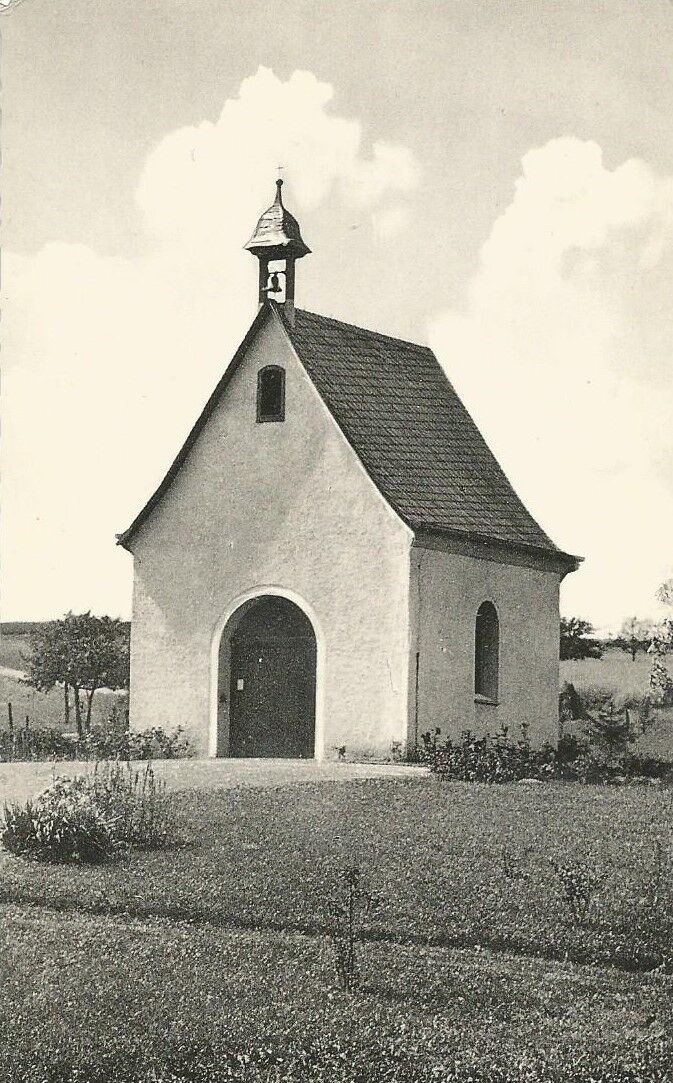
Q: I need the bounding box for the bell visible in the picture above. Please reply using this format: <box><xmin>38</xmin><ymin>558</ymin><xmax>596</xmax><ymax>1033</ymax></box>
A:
<box><xmin>267</xmin><ymin>272</ymin><xmax>281</xmax><ymax>294</ymax></box>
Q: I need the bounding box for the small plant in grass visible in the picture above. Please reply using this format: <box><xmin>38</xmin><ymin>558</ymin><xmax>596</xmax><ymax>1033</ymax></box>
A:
<box><xmin>549</xmin><ymin>857</ymin><xmax>606</xmax><ymax>924</ymax></box>
<box><xmin>639</xmin><ymin>838</ymin><xmax>668</xmax><ymax>922</ymax></box>
<box><xmin>1</xmin><ymin>761</ymin><xmax>173</xmax><ymax>863</ymax></box>
<box><xmin>501</xmin><ymin>843</ymin><xmax>529</xmax><ymax>882</ymax></box>
<box><xmin>324</xmin><ymin>866</ymin><xmax>378</xmax><ymax>993</ymax></box>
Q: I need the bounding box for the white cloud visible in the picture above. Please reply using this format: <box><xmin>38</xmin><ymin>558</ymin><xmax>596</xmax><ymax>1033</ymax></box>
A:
<box><xmin>429</xmin><ymin>137</ymin><xmax>673</xmax><ymax>631</ymax></box>
<box><xmin>2</xmin><ymin>67</ymin><xmax>420</xmax><ymax>620</ymax></box>
<box><xmin>372</xmin><ymin>204</ymin><xmax>410</xmax><ymax>240</ymax></box>
<box><xmin>136</xmin><ymin>67</ymin><xmax>420</xmax><ymax>242</ymax></box>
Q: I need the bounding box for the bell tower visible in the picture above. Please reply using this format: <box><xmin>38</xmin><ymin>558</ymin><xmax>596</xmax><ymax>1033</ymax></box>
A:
<box><xmin>244</xmin><ymin>179</ymin><xmax>311</xmax><ymax>326</ymax></box>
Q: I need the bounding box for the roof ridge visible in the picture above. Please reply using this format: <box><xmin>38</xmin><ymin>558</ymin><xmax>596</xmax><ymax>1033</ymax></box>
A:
<box><xmin>291</xmin><ymin>306</ymin><xmax>434</xmax><ymax>354</ymax></box>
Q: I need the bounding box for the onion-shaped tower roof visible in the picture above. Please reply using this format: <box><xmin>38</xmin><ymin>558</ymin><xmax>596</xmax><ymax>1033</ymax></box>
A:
<box><xmin>244</xmin><ymin>180</ymin><xmax>311</xmax><ymax>259</ymax></box>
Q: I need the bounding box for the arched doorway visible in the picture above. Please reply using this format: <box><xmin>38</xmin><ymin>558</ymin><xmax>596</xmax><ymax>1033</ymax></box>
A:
<box><xmin>219</xmin><ymin>595</ymin><xmax>317</xmax><ymax>758</ymax></box>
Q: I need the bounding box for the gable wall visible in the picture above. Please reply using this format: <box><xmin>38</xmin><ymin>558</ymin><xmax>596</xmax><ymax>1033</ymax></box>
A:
<box><xmin>128</xmin><ymin>314</ymin><xmax>412</xmax><ymax>757</ymax></box>
<box><xmin>410</xmin><ymin>545</ymin><xmax>561</xmax><ymax>746</ymax></box>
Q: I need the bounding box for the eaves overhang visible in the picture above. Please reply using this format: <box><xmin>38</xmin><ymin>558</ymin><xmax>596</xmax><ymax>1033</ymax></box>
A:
<box><xmin>412</xmin><ymin>525</ymin><xmax>582</xmax><ymax>578</ymax></box>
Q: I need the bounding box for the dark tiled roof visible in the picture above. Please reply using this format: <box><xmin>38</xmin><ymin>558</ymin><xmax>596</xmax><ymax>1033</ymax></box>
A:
<box><xmin>288</xmin><ymin>308</ymin><xmax>576</xmax><ymax>564</ymax></box>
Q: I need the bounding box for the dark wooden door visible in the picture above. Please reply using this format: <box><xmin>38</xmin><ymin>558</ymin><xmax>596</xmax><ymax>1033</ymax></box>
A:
<box><xmin>229</xmin><ymin>636</ymin><xmax>316</xmax><ymax>758</ymax></box>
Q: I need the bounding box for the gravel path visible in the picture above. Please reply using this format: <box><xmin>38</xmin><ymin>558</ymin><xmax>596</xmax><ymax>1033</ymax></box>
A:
<box><xmin>0</xmin><ymin>758</ymin><xmax>427</xmax><ymax>805</ymax></box>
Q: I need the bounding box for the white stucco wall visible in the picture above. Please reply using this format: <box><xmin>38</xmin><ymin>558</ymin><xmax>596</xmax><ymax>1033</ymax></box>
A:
<box><xmin>409</xmin><ymin>544</ymin><xmax>561</xmax><ymax>746</ymax></box>
<box><xmin>127</xmin><ymin>311</ymin><xmax>412</xmax><ymax>758</ymax></box>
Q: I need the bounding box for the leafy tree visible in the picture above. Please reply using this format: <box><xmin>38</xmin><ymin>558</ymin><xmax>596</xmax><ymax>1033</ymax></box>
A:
<box><xmin>615</xmin><ymin>617</ymin><xmax>654</xmax><ymax>662</ymax></box>
<box><xmin>25</xmin><ymin>613</ymin><xmax>130</xmax><ymax>736</ymax></box>
<box><xmin>659</xmin><ymin>579</ymin><xmax>673</xmax><ymax>608</ymax></box>
<box><xmin>560</xmin><ymin>617</ymin><xmax>602</xmax><ymax>661</ymax></box>
<box><xmin>648</xmin><ymin>580</ymin><xmax>673</xmax><ymax>706</ymax></box>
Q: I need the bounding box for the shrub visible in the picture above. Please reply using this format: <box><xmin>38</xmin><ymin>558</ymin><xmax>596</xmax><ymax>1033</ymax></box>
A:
<box><xmin>0</xmin><ymin>724</ymin><xmax>193</xmax><ymax>763</ymax></box>
<box><xmin>577</xmin><ymin>686</ymin><xmax>615</xmax><ymax>714</ymax></box>
<box><xmin>2</xmin><ymin>778</ymin><xmax>123</xmax><ymax>864</ymax></box>
<box><xmin>423</xmin><ymin>726</ymin><xmax>673</xmax><ymax>785</ymax></box>
<box><xmin>650</xmin><ymin>655</ymin><xmax>673</xmax><ymax>706</ymax></box>
<box><xmin>625</xmin><ymin>753</ymin><xmax>673</xmax><ymax>780</ymax></box>
<box><xmin>0</xmin><ymin>725</ymin><xmax>75</xmax><ymax>762</ymax></box>
<box><xmin>426</xmin><ymin>726</ymin><xmax>558</xmax><ymax>783</ymax></box>
<box><xmin>1</xmin><ymin>761</ymin><xmax>173</xmax><ymax>863</ymax></box>
<box><xmin>557</xmin><ymin>732</ymin><xmax>588</xmax><ymax>761</ymax></box>
<box><xmin>573</xmin><ymin>685</ymin><xmax>655</xmax><ymax>733</ymax></box>
<box><xmin>94</xmin><ymin>725</ymin><xmax>193</xmax><ymax>761</ymax></box>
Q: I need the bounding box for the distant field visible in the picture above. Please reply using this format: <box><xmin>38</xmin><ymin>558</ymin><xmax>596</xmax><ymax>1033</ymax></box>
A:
<box><xmin>0</xmin><ymin>633</ymin><xmax>31</xmax><ymax>672</ymax></box>
<box><xmin>561</xmin><ymin>649</ymin><xmax>652</xmax><ymax>698</ymax></box>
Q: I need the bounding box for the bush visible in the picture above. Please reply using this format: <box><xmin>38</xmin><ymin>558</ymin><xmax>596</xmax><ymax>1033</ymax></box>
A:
<box><xmin>423</xmin><ymin>727</ymin><xmax>673</xmax><ymax>784</ymax></box>
<box><xmin>0</xmin><ymin>724</ymin><xmax>193</xmax><ymax>762</ymax></box>
<box><xmin>425</xmin><ymin>726</ymin><xmax>558</xmax><ymax>783</ymax></box>
<box><xmin>557</xmin><ymin>732</ymin><xmax>588</xmax><ymax>761</ymax></box>
<box><xmin>1</xmin><ymin>761</ymin><xmax>173</xmax><ymax>863</ymax></box>
<box><xmin>89</xmin><ymin>724</ymin><xmax>193</xmax><ymax>761</ymax></box>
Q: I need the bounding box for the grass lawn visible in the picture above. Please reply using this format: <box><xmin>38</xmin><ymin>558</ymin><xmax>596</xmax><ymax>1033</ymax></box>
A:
<box><xmin>1</xmin><ymin>902</ymin><xmax>671</xmax><ymax>1083</ymax></box>
<box><xmin>2</xmin><ymin>778</ymin><xmax>672</xmax><ymax>969</ymax></box>
<box><xmin>1</xmin><ymin>776</ymin><xmax>673</xmax><ymax>1079</ymax></box>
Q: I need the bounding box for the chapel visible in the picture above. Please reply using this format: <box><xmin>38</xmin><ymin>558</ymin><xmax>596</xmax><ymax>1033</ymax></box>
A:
<box><xmin>118</xmin><ymin>180</ymin><xmax>579</xmax><ymax>759</ymax></box>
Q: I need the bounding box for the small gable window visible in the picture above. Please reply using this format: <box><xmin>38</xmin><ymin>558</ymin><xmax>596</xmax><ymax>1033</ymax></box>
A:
<box><xmin>474</xmin><ymin>601</ymin><xmax>499</xmax><ymax>702</ymax></box>
<box><xmin>257</xmin><ymin>366</ymin><xmax>285</xmax><ymax>423</ymax></box>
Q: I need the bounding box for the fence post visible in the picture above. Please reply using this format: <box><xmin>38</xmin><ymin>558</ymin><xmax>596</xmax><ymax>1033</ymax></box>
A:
<box><xmin>8</xmin><ymin>701</ymin><xmax>15</xmax><ymax>761</ymax></box>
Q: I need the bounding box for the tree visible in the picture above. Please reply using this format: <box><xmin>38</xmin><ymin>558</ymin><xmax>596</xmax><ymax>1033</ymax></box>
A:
<box><xmin>586</xmin><ymin>703</ymin><xmax>636</xmax><ymax>758</ymax></box>
<box><xmin>25</xmin><ymin>613</ymin><xmax>130</xmax><ymax>736</ymax></box>
<box><xmin>659</xmin><ymin>579</ymin><xmax>673</xmax><ymax>608</ymax></box>
<box><xmin>615</xmin><ymin>617</ymin><xmax>654</xmax><ymax>662</ymax></box>
<box><xmin>560</xmin><ymin>617</ymin><xmax>602</xmax><ymax>661</ymax></box>
<box><xmin>648</xmin><ymin>580</ymin><xmax>673</xmax><ymax>706</ymax></box>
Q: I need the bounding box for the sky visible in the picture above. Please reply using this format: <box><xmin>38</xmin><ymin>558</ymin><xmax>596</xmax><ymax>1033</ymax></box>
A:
<box><xmin>3</xmin><ymin>0</ymin><xmax>673</xmax><ymax>632</ymax></box>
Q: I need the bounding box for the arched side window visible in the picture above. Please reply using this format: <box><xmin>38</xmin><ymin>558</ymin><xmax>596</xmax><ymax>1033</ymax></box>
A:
<box><xmin>257</xmin><ymin>366</ymin><xmax>285</xmax><ymax>423</ymax></box>
<box><xmin>474</xmin><ymin>601</ymin><xmax>499</xmax><ymax>702</ymax></box>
